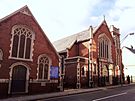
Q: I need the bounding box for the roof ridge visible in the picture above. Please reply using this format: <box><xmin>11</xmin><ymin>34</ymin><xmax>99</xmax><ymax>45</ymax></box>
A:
<box><xmin>0</xmin><ymin>5</ymin><xmax>31</xmax><ymax>23</ymax></box>
<box><xmin>53</xmin><ymin>28</ymin><xmax>90</xmax><ymax>52</ymax></box>
<box><xmin>53</xmin><ymin>29</ymin><xmax>89</xmax><ymax>43</ymax></box>
<box><xmin>0</xmin><ymin>5</ymin><xmax>60</xmax><ymax>58</ymax></box>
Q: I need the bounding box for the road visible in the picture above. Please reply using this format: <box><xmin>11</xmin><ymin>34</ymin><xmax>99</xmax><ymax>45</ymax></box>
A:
<box><xmin>38</xmin><ymin>85</ymin><xmax>135</xmax><ymax>101</ymax></box>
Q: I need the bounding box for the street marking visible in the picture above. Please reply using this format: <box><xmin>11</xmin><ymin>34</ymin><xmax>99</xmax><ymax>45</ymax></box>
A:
<box><xmin>92</xmin><ymin>92</ymin><xmax>127</xmax><ymax>101</ymax></box>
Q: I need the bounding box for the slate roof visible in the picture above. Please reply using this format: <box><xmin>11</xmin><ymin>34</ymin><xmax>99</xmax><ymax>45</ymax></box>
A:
<box><xmin>53</xmin><ymin>29</ymin><xmax>90</xmax><ymax>52</ymax></box>
<box><xmin>53</xmin><ymin>20</ymin><xmax>110</xmax><ymax>53</ymax></box>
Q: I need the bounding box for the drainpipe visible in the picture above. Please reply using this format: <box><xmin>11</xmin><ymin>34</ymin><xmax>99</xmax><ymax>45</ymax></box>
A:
<box><xmin>77</xmin><ymin>58</ymin><xmax>81</xmax><ymax>88</ymax></box>
<box><xmin>88</xmin><ymin>26</ymin><xmax>93</xmax><ymax>87</ymax></box>
<box><xmin>59</xmin><ymin>56</ymin><xmax>63</xmax><ymax>91</ymax></box>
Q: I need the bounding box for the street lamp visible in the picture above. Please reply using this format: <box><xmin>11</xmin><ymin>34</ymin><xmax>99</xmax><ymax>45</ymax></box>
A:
<box><xmin>121</xmin><ymin>33</ymin><xmax>135</xmax><ymax>44</ymax></box>
<box><xmin>120</xmin><ymin>32</ymin><xmax>134</xmax><ymax>85</ymax></box>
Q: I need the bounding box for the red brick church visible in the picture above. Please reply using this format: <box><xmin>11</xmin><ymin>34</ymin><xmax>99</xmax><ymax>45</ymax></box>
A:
<box><xmin>0</xmin><ymin>6</ymin><xmax>60</xmax><ymax>96</ymax></box>
<box><xmin>53</xmin><ymin>20</ymin><xmax>123</xmax><ymax>88</ymax></box>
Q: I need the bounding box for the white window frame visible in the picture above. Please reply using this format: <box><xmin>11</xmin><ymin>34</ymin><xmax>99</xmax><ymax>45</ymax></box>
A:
<box><xmin>37</xmin><ymin>54</ymin><xmax>52</xmax><ymax>81</ymax></box>
<box><xmin>98</xmin><ymin>33</ymin><xmax>112</xmax><ymax>62</ymax></box>
<box><xmin>81</xmin><ymin>65</ymin><xmax>87</xmax><ymax>77</ymax></box>
<box><xmin>0</xmin><ymin>49</ymin><xmax>3</xmax><ymax>60</ymax></box>
<box><xmin>9</xmin><ymin>25</ymin><xmax>35</xmax><ymax>61</ymax></box>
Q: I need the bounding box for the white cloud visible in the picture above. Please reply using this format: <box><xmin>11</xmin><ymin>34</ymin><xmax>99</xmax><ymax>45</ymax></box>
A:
<box><xmin>1</xmin><ymin>0</ymin><xmax>135</xmax><ymax>67</ymax></box>
<box><xmin>115</xmin><ymin>0</ymin><xmax>135</xmax><ymax>8</ymax></box>
<box><xmin>1</xmin><ymin>0</ymin><xmax>134</xmax><ymax>41</ymax></box>
<box><xmin>104</xmin><ymin>0</ymin><xmax>135</xmax><ymax>66</ymax></box>
<box><xmin>107</xmin><ymin>0</ymin><xmax>135</xmax><ymax>38</ymax></box>
<box><xmin>0</xmin><ymin>0</ymin><xmax>105</xmax><ymax>41</ymax></box>
<box><xmin>26</xmin><ymin>0</ymin><xmax>101</xmax><ymax>41</ymax></box>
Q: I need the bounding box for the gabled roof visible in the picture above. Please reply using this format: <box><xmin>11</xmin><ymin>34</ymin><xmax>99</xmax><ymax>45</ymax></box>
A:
<box><xmin>93</xmin><ymin>20</ymin><xmax>107</xmax><ymax>33</ymax></box>
<box><xmin>0</xmin><ymin>5</ymin><xmax>32</xmax><ymax>23</ymax></box>
<box><xmin>0</xmin><ymin>5</ymin><xmax>60</xmax><ymax>58</ymax></box>
<box><xmin>53</xmin><ymin>20</ymin><xmax>110</xmax><ymax>53</ymax></box>
<box><xmin>53</xmin><ymin>29</ymin><xmax>90</xmax><ymax>52</ymax></box>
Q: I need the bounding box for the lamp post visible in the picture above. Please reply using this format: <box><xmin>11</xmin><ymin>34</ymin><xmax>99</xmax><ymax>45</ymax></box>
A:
<box><xmin>120</xmin><ymin>32</ymin><xmax>134</xmax><ymax>85</ymax></box>
<box><xmin>121</xmin><ymin>33</ymin><xmax>134</xmax><ymax>44</ymax></box>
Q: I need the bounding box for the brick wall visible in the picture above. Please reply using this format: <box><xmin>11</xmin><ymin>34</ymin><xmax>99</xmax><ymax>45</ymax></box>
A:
<box><xmin>0</xmin><ymin>9</ymin><xmax>59</xmax><ymax>95</ymax></box>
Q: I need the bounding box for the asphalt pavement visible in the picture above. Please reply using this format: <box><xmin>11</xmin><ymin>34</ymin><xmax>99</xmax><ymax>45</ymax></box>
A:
<box><xmin>43</xmin><ymin>83</ymin><xmax>135</xmax><ymax>101</ymax></box>
<box><xmin>0</xmin><ymin>83</ymin><xmax>134</xmax><ymax>101</ymax></box>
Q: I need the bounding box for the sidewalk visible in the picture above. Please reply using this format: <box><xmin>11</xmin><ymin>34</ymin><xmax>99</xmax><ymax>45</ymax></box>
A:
<box><xmin>0</xmin><ymin>83</ymin><xmax>134</xmax><ymax>101</ymax></box>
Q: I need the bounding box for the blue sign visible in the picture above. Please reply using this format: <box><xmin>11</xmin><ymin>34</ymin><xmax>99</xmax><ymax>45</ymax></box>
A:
<box><xmin>50</xmin><ymin>66</ymin><xmax>59</xmax><ymax>78</ymax></box>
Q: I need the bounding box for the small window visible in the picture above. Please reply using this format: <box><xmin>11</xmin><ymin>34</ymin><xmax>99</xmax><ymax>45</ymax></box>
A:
<box><xmin>93</xmin><ymin>64</ymin><xmax>96</xmax><ymax>74</ymax></box>
<box><xmin>0</xmin><ymin>49</ymin><xmax>3</xmax><ymax>60</ymax></box>
<box><xmin>81</xmin><ymin>66</ymin><xmax>86</xmax><ymax>77</ymax></box>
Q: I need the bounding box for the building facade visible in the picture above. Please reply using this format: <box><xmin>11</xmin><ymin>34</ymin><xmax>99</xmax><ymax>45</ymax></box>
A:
<box><xmin>0</xmin><ymin>6</ymin><xmax>60</xmax><ymax>96</ymax></box>
<box><xmin>53</xmin><ymin>20</ymin><xmax>123</xmax><ymax>89</ymax></box>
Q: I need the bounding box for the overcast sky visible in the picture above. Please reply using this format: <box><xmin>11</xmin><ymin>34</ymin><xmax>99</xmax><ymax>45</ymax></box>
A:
<box><xmin>0</xmin><ymin>0</ymin><xmax>135</xmax><ymax>67</ymax></box>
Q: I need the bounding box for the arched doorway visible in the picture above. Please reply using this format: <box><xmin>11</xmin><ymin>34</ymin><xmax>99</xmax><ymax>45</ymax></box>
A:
<box><xmin>102</xmin><ymin>65</ymin><xmax>108</xmax><ymax>77</ymax></box>
<box><xmin>9</xmin><ymin>64</ymin><xmax>28</xmax><ymax>94</ymax></box>
<box><xmin>102</xmin><ymin>65</ymin><xmax>109</xmax><ymax>85</ymax></box>
<box><xmin>108</xmin><ymin>64</ymin><xmax>113</xmax><ymax>84</ymax></box>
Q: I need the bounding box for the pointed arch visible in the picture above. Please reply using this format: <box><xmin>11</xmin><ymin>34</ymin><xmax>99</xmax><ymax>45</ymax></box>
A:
<box><xmin>98</xmin><ymin>33</ymin><xmax>112</xmax><ymax>61</ymax></box>
<box><xmin>37</xmin><ymin>54</ymin><xmax>52</xmax><ymax>81</ymax></box>
<box><xmin>9</xmin><ymin>25</ymin><xmax>35</xmax><ymax>61</ymax></box>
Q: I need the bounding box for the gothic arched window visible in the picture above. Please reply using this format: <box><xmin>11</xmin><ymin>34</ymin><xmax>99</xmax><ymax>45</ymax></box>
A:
<box><xmin>10</xmin><ymin>25</ymin><xmax>35</xmax><ymax>61</ymax></box>
<box><xmin>37</xmin><ymin>54</ymin><xmax>51</xmax><ymax>80</ymax></box>
<box><xmin>98</xmin><ymin>35</ymin><xmax>110</xmax><ymax>59</ymax></box>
